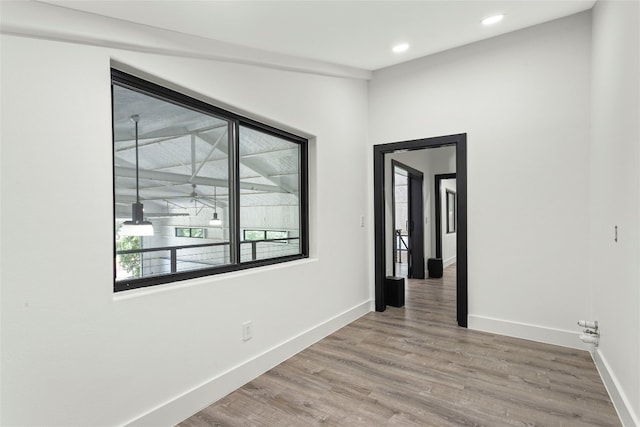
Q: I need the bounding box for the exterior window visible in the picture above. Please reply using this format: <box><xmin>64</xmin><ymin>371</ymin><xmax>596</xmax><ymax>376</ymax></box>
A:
<box><xmin>243</xmin><ymin>230</ymin><xmax>289</xmax><ymax>243</ymax></box>
<box><xmin>113</xmin><ymin>69</ymin><xmax>308</xmax><ymax>291</ymax></box>
<box><xmin>244</xmin><ymin>230</ymin><xmax>267</xmax><ymax>241</ymax></box>
<box><xmin>175</xmin><ymin>227</ymin><xmax>205</xmax><ymax>238</ymax></box>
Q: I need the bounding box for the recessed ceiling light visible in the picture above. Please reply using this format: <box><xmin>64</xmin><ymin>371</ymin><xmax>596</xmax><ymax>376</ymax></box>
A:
<box><xmin>392</xmin><ymin>43</ymin><xmax>409</xmax><ymax>53</ymax></box>
<box><xmin>482</xmin><ymin>14</ymin><xmax>504</xmax><ymax>26</ymax></box>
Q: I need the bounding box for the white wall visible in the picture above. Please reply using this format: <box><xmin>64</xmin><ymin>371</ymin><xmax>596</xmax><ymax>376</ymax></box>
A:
<box><xmin>441</xmin><ymin>178</ymin><xmax>457</xmax><ymax>267</ymax></box>
<box><xmin>589</xmin><ymin>1</ymin><xmax>640</xmax><ymax>425</ymax></box>
<box><xmin>370</xmin><ymin>12</ymin><xmax>592</xmax><ymax>347</ymax></box>
<box><xmin>384</xmin><ymin>146</ymin><xmax>455</xmax><ymax>276</ymax></box>
<box><xmin>0</xmin><ymin>6</ymin><xmax>370</xmax><ymax>427</ymax></box>
<box><xmin>3</xmin><ymin>2</ymin><xmax>638</xmax><ymax>426</ymax></box>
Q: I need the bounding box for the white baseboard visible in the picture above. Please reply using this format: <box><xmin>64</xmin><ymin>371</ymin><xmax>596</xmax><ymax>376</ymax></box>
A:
<box><xmin>125</xmin><ymin>300</ymin><xmax>372</xmax><ymax>427</ymax></box>
<box><xmin>467</xmin><ymin>315</ymin><xmax>590</xmax><ymax>350</ymax></box>
<box><xmin>443</xmin><ymin>256</ymin><xmax>456</xmax><ymax>268</ymax></box>
<box><xmin>468</xmin><ymin>315</ymin><xmax>638</xmax><ymax>426</ymax></box>
<box><xmin>592</xmin><ymin>350</ymin><xmax>640</xmax><ymax>427</ymax></box>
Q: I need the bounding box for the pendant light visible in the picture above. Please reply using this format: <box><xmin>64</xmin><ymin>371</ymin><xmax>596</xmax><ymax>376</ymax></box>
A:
<box><xmin>120</xmin><ymin>114</ymin><xmax>154</xmax><ymax>236</ymax></box>
<box><xmin>209</xmin><ymin>186</ymin><xmax>222</xmax><ymax>227</ymax></box>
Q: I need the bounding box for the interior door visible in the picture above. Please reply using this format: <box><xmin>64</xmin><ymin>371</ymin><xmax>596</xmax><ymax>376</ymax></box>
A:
<box><xmin>408</xmin><ymin>172</ymin><xmax>425</xmax><ymax>279</ymax></box>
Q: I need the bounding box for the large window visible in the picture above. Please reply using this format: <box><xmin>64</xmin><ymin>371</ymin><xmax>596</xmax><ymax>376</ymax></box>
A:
<box><xmin>112</xmin><ymin>69</ymin><xmax>308</xmax><ymax>291</ymax></box>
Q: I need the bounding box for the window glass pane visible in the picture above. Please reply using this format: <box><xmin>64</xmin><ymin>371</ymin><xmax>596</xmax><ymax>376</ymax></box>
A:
<box><xmin>113</xmin><ymin>83</ymin><xmax>233</xmax><ymax>282</ymax></box>
<box><xmin>175</xmin><ymin>227</ymin><xmax>191</xmax><ymax>238</ymax></box>
<box><xmin>244</xmin><ymin>230</ymin><xmax>265</xmax><ymax>241</ymax></box>
<box><xmin>191</xmin><ymin>228</ymin><xmax>204</xmax><ymax>238</ymax></box>
<box><xmin>266</xmin><ymin>230</ymin><xmax>288</xmax><ymax>240</ymax></box>
<box><xmin>238</xmin><ymin>125</ymin><xmax>301</xmax><ymax>262</ymax></box>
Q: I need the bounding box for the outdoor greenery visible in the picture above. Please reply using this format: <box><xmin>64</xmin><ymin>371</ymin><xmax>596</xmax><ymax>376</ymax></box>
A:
<box><xmin>116</xmin><ymin>234</ymin><xmax>141</xmax><ymax>277</ymax></box>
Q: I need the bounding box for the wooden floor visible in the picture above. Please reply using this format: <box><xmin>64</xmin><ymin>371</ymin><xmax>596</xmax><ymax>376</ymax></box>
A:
<box><xmin>178</xmin><ymin>265</ymin><xmax>621</xmax><ymax>426</ymax></box>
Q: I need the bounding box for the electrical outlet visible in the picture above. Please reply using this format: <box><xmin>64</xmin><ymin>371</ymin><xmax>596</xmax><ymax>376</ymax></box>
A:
<box><xmin>242</xmin><ymin>321</ymin><xmax>252</xmax><ymax>341</ymax></box>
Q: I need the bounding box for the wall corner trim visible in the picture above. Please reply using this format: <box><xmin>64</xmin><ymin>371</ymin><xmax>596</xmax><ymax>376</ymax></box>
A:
<box><xmin>467</xmin><ymin>315</ymin><xmax>590</xmax><ymax>350</ymax></box>
<box><xmin>123</xmin><ymin>300</ymin><xmax>372</xmax><ymax>427</ymax></box>
<box><xmin>592</xmin><ymin>350</ymin><xmax>640</xmax><ymax>427</ymax></box>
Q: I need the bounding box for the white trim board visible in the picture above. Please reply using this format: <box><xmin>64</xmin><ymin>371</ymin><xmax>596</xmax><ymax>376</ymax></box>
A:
<box><xmin>592</xmin><ymin>350</ymin><xmax>640</xmax><ymax>427</ymax></box>
<box><xmin>124</xmin><ymin>300</ymin><xmax>372</xmax><ymax>427</ymax></box>
<box><xmin>468</xmin><ymin>315</ymin><xmax>590</xmax><ymax>350</ymax></box>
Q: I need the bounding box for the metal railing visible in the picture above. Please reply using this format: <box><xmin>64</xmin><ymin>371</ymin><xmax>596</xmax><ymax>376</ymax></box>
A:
<box><xmin>394</xmin><ymin>229</ymin><xmax>409</xmax><ymax>264</ymax></box>
<box><xmin>116</xmin><ymin>237</ymin><xmax>300</xmax><ymax>280</ymax></box>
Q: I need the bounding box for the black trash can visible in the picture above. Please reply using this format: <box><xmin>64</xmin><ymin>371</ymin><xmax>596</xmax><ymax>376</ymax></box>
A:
<box><xmin>427</xmin><ymin>258</ymin><xmax>443</xmax><ymax>278</ymax></box>
<box><xmin>385</xmin><ymin>276</ymin><xmax>405</xmax><ymax>307</ymax></box>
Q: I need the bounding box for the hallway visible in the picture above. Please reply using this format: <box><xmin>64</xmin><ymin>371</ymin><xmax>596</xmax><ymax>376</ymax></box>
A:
<box><xmin>178</xmin><ymin>265</ymin><xmax>620</xmax><ymax>426</ymax></box>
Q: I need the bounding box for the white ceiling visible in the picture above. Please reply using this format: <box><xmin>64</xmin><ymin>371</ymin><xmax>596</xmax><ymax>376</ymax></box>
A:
<box><xmin>40</xmin><ymin>0</ymin><xmax>595</xmax><ymax>70</ymax></box>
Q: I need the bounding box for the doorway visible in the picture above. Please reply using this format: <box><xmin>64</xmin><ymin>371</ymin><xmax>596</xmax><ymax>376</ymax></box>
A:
<box><xmin>392</xmin><ymin>161</ymin><xmax>425</xmax><ymax>279</ymax></box>
<box><xmin>373</xmin><ymin>133</ymin><xmax>468</xmax><ymax>327</ymax></box>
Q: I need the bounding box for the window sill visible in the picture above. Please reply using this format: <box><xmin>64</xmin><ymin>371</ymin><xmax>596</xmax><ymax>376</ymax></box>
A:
<box><xmin>113</xmin><ymin>257</ymin><xmax>318</xmax><ymax>302</ymax></box>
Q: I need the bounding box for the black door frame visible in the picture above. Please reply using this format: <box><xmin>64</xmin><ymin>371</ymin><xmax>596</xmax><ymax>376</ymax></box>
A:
<box><xmin>373</xmin><ymin>133</ymin><xmax>468</xmax><ymax>327</ymax></box>
<box><xmin>435</xmin><ymin>173</ymin><xmax>456</xmax><ymax>259</ymax></box>
<box><xmin>408</xmin><ymin>168</ymin><xmax>425</xmax><ymax>279</ymax></box>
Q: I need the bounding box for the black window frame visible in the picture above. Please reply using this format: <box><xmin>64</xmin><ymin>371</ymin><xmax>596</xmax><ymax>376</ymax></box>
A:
<box><xmin>112</xmin><ymin>69</ymin><xmax>309</xmax><ymax>292</ymax></box>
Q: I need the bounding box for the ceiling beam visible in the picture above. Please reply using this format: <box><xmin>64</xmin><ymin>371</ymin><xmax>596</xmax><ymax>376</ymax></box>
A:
<box><xmin>114</xmin><ymin>166</ymin><xmax>286</xmax><ymax>193</ymax></box>
<box><xmin>196</xmin><ymin>133</ymin><xmax>297</xmax><ymax>194</ymax></box>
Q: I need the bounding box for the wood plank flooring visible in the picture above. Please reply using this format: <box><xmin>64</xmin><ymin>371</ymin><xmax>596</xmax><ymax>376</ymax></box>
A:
<box><xmin>177</xmin><ymin>265</ymin><xmax>621</xmax><ymax>426</ymax></box>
